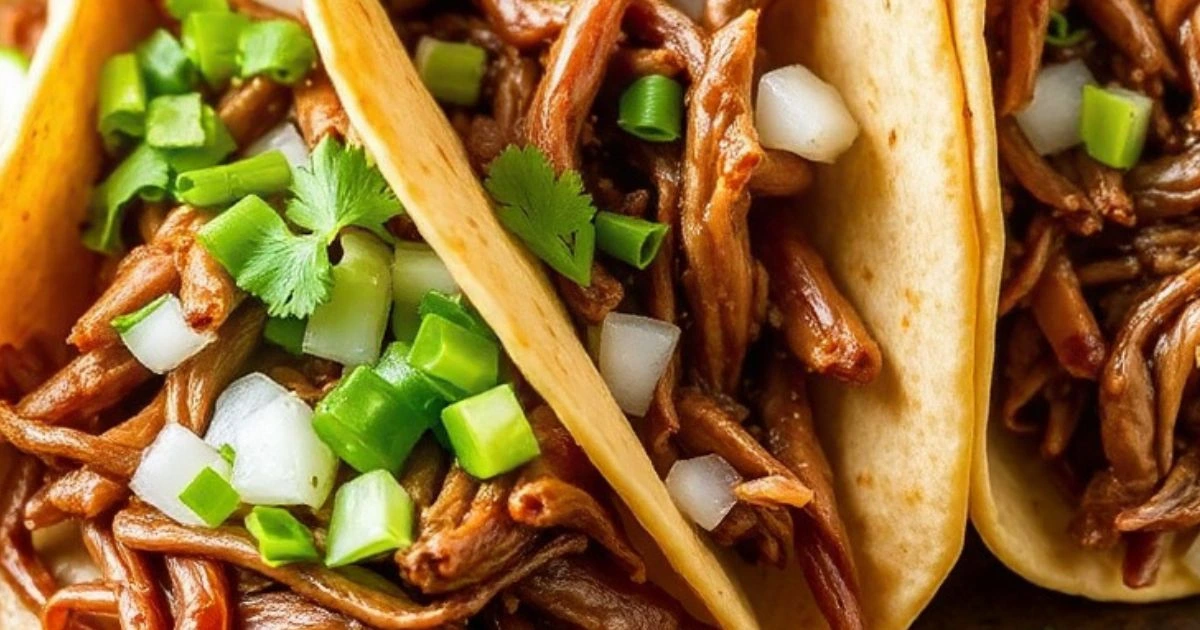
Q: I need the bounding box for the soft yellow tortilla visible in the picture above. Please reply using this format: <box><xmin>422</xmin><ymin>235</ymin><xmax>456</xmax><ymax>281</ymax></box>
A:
<box><xmin>311</xmin><ymin>0</ymin><xmax>978</xmax><ymax>628</ymax></box>
<box><xmin>951</xmin><ymin>0</ymin><xmax>1200</xmax><ymax>601</ymax></box>
<box><xmin>0</xmin><ymin>0</ymin><xmax>154</xmax><ymax>626</ymax></box>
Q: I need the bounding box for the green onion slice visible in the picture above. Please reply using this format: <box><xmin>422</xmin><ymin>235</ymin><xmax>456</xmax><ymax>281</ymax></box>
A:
<box><xmin>618</xmin><ymin>75</ymin><xmax>684</xmax><ymax>143</ymax></box>
<box><xmin>325</xmin><ymin>470</ymin><xmax>415</xmax><ymax>567</ymax></box>
<box><xmin>408</xmin><ymin>314</ymin><xmax>500</xmax><ymax>399</ymax></box>
<box><xmin>84</xmin><ymin>143</ymin><xmax>172</xmax><ymax>253</ymax></box>
<box><xmin>146</xmin><ymin>93</ymin><xmax>207</xmax><ymax>149</ymax></box>
<box><xmin>166</xmin><ymin>0</ymin><xmax>230</xmax><ymax>19</ymax></box>
<box><xmin>1080</xmin><ymin>84</ymin><xmax>1152</xmax><ymax>169</ymax></box>
<box><xmin>391</xmin><ymin>241</ymin><xmax>459</xmax><ymax>341</ymax></box>
<box><xmin>264</xmin><ymin>316</ymin><xmax>307</xmax><ymax>355</ymax></box>
<box><xmin>161</xmin><ymin>105</ymin><xmax>237</xmax><ymax>172</ymax></box>
<box><xmin>1046</xmin><ymin>10</ymin><xmax>1088</xmax><ymax>48</ymax></box>
<box><xmin>244</xmin><ymin>506</ymin><xmax>320</xmax><ymax>567</ymax></box>
<box><xmin>98</xmin><ymin>53</ymin><xmax>147</xmax><ymax>154</ymax></box>
<box><xmin>177</xmin><ymin>466</ymin><xmax>241</xmax><ymax>527</ymax></box>
<box><xmin>441</xmin><ymin>384</ymin><xmax>540</xmax><ymax>479</ymax></box>
<box><xmin>594</xmin><ymin>211</ymin><xmax>668</xmax><ymax>270</ymax></box>
<box><xmin>182</xmin><ymin>11</ymin><xmax>249</xmax><ymax>89</ymax></box>
<box><xmin>303</xmin><ymin>231</ymin><xmax>393</xmax><ymax>366</ymax></box>
<box><xmin>176</xmin><ymin>150</ymin><xmax>293</xmax><ymax>207</ymax></box>
<box><xmin>414</xmin><ymin>37</ymin><xmax>488</xmax><ymax>106</ymax></box>
<box><xmin>417</xmin><ymin>291</ymin><xmax>495</xmax><ymax>341</ymax></box>
<box><xmin>196</xmin><ymin>195</ymin><xmax>287</xmax><ymax>276</ymax></box>
<box><xmin>375</xmin><ymin>341</ymin><xmax>451</xmax><ymax>446</ymax></box>
<box><xmin>313</xmin><ymin>365</ymin><xmax>427</xmax><ymax>474</ymax></box>
<box><xmin>238</xmin><ymin>20</ymin><xmax>317</xmax><ymax>85</ymax></box>
<box><xmin>111</xmin><ymin>294</ymin><xmax>170</xmax><ymax>334</ymax></box>
<box><xmin>137</xmin><ymin>29</ymin><xmax>198</xmax><ymax>96</ymax></box>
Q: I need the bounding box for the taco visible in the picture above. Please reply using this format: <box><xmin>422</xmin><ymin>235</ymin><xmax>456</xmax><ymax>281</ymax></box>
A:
<box><xmin>958</xmin><ymin>0</ymin><xmax>1200</xmax><ymax>600</ymax></box>
<box><xmin>308</xmin><ymin>0</ymin><xmax>979</xmax><ymax>627</ymax></box>
<box><xmin>0</xmin><ymin>0</ymin><xmax>746</xmax><ymax>627</ymax></box>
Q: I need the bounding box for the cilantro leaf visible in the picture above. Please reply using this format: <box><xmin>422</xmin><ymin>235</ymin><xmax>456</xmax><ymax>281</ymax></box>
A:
<box><xmin>287</xmin><ymin>135</ymin><xmax>402</xmax><ymax>242</ymax></box>
<box><xmin>237</xmin><ymin>229</ymin><xmax>332</xmax><ymax>319</ymax></box>
<box><xmin>484</xmin><ymin>145</ymin><xmax>596</xmax><ymax>286</ymax></box>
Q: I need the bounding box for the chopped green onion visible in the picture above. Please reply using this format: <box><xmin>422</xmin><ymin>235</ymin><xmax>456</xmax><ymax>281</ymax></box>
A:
<box><xmin>417</xmin><ymin>291</ymin><xmax>495</xmax><ymax>341</ymax></box>
<box><xmin>313</xmin><ymin>365</ymin><xmax>427</xmax><ymax>474</ymax></box>
<box><xmin>594</xmin><ymin>211</ymin><xmax>668</xmax><ymax>270</ymax></box>
<box><xmin>1046</xmin><ymin>10</ymin><xmax>1088</xmax><ymax>48</ymax></box>
<box><xmin>618</xmin><ymin>75</ymin><xmax>684</xmax><ymax>143</ymax></box>
<box><xmin>375</xmin><ymin>341</ymin><xmax>451</xmax><ymax>446</ymax></box>
<box><xmin>166</xmin><ymin>0</ymin><xmax>229</xmax><ymax>19</ymax></box>
<box><xmin>441</xmin><ymin>384</ymin><xmax>539</xmax><ymax>479</ymax></box>
<box><xmin>137</xmin><ymin>30</ymin><xmax>198</xmax><ymax>96</ymax></box>
<box><xmin>391</xmin><ymin>241</ymin><xmax>459</xmax><ymax>341</ymax></box>
<box><xmin>219</xmin><ymin>443</ymin><xmax>237</xmax><ymax>464</ymax></box>
<box><xmin>197</xmin><ymin>195</ymin><xmax>287</xmax><ymax>275</ymax></box>
<box><xmin>98</xmin><ymin>53</ymin><xmax>147</xmax><ymax>153</ymax></box>
<box><xmin>177</xmin><ymin>466</ymin><xmax>241</xmax><ymax>527</ymax></box>
<box><xmin>182</xmin><ymin>11</ymin><xmax>249</xmax><ymax>88</ymax></box>
<box><xmin>176</xmin><ymin>150</ymin><xmax>293</xmax><ymax>207</ymax></box>
<box><xmin>325</xmin><ymin>470</ymin><xmax>415</xmax><ymax>567</ymax></box>
<box><xmin>162</xmin><ymin>105</ymin><xmax>237</xmax><ymax>172</ymax></box>
<box><xmin>414</xmin><ymin>37</ymin><xmax>488</xmax><ymax>106</ymax></box>
<box><xmin>409</xmin><ymin>314</ymin><xmax>499</xmax><ymax>399</ymax></box>
<box><xmin>303</xmin><ymin>231</ymin><xmax>393</xmax><ymax>366</ymax></box>
<box><xmin>264</xmin><ymin>316</ymin><xmax>306</xmax><ymax>355</ymax></box>
<box><xmin>110</xmin><ymin>294</ymin><xmax>170</xmax><ymax>334</ymax></box>
<box><xmin>244</xmin><ymin>506</ymin><xmax>320</xmax><ymax>567</ymax></box>
<box><xmin>146</xmin><ymin>93</ymin><xmax>207</xmax><ymax>149</ymax></box>
<box><xmin>238</xmin><ymin>20</ymin><xmax>317</xmax><ymax>85</ymax></box>
<box><xmin>84</xmin><ymin>143</ymin><xmax>172</xmax><ymax>253</ymax></box>
<box><xmin>1080</xmin><ymin>84</ymin><xmax>1152</xmax><ymax>169</ymax></box>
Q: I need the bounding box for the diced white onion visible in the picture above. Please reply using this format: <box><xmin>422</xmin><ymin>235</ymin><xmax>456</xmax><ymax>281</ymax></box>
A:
<box><xmin>755</xmin><ymin>64</ymin><xmax>858</xmax><ymax>163</ymax></box>
<box><xmin>230</xmin><ymin>393</ymin><xmax>337</xmax><ymax>508</ymax></box>
<box><xmin>391</xmin><ymin>240</ymin><xmax>459</xmax><ymax>339</ymax></box>
<box><xmin>665</xmin><ymin>454</ymin><xmax>742</xmax><ymax>531</ymax></box>
<box><xmin>244</xmin><ymin>121</ymin><xmax>309</xmax><ymax>170</ymax></box>
<box><xmin>598</xmin><ymin>313</ymin><xmax>681</xmax><ymax>416</ymax></box>
<box><xmin>305</xmin><ymin>232</ymin><xmax>394</xmax><ymax>366</ymax></box>
<box><xmin>1014</xmin><ymin>59</ymin><xmax>1096</xmax><ymax>156</ymax></box>
<box><xmin>253</xmin><ymin>0</ymin><xmax>303</xmax><ymax>16</ymax></box>
<box><xmin>130</xmin><ymin>424</ymin><xmax>232</xmax><ymax>527</ymax></box>
<box><xmin>669</xmin><ymin>0</ymin><xmax>704</xmax><ymax>22</ymax></box>
<box><xmin>119</xmin><ymin>295</ymin><xmax>214</xmax><ymax>374</ymax></box>
<box><xmin>204</xmin><ymin>372</ymin><xmax>290</xmax><ymax>451</ymax></box>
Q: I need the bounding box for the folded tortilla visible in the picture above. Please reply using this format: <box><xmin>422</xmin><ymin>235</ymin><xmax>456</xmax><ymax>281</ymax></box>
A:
<box><xmin>951</xmin><ymin>0</ymin><xmax>1200</xmax><ymax>602</ymax></box>
<box><xmin>309</xmin><ymin>0</ymin><xmax>977</xmax><ymax>627</ymax></box>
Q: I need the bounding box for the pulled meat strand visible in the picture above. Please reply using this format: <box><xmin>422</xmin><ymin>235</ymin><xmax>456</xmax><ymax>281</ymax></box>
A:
<box><xmin>0</xmin><ymin>449</ymin><xmax>57</xmax><ymax>608</ymax></box>
<box><xmin>1128</xmin><ymin>144</ymin><xmax>1200</xmax><ymax>220</ymax></box>
<box><xmin>165</xmin><ymin>305</ymin><xmax>265</xmax><ymax>433</ymax></box>
<box><xmin>0</xmin><ymin>404</ymin><xmax>141</xmax><ymax>478</ymax></box>
<box><xmin>760</xmin><ymin>354</ymin><xmax>863</xmax><ymax>630</ymax></box>
<box><xmin>67</xmin><ymin>248</ymin><xmax>179</xmax><ymax>352</ymax></box>
<box><xmin>476</xmin><ymin>0</ymin><xmax>570</xmax><ymax>49</ymax></box>
<box><xmin>217</xmin><ymin>77</ymin><xmax>291</xmax><ymax>147</ymax></box>
<box><xmin>754</xmin><ymin>206</ymin><xmax>881</xmax><ymax>384</ymax></box>
<box><xmin>1030</xmin><ymin>251</ymin><xmax>1107</xmax><ymax>380</ymax></box>
<box><xmin>997</xmin><ymin>119</ymin><xmax>1098</xmax><ymax>233</ymax></box>
<box><xmin>1076</xmin><ymin>0</ymin><xmax>1181</xmax><ymax>83</ymax></box>
<box><xmin>15</xmin><ymin>345</ymin><xmax>151</xmax><ymax>426</ymax></box>
<box><xmin>679</xmin><ymin>11</ymin><xmax>762</xmax><ymax>393</ymax></box>
<box><xmin>556</xmin><ymin>264</ymin><xmax>625</xmax><ymax>326</ymax></box>
<box><xmin>399</xmin><ymin>435</ymin><xmax>450</xmax><ymax>516</ymax></box>
<box><xmin>1071</xmin><ymin>150</ymin><xmax>1135</xmax><ymax>227</ymax></box>
<box><xmin>294</xmin><ymin>69</ymin><xmax>350</xmax><ymax>147</ymax></box>
<box><xmin>1122</xmin><ymin>531</ymin><xmax>1169</xmax><ymax>588</ymax></box>
<box><xmin>166</xmin><ymin>556</ymin><xmax>234</xmax><ymax>630</ymax></box>
<box><xmin>1117</xmin><ymin>445</ymin><xmax>1200</xmax><ymax>531</ymax></box>
<box><xmin>997</xmin><ymin>0</ymin><xmax>1050</xmax><ymax>116</ymax></box>
<box><xmin>179</xmin><ymin>243</ymin><xmax>240</xmax><ymax>332</ymax></box>
<box><xmin>237</xmin><ymin>592</ymin><xmax>369</xmax><ymax>630</ymax></box>
<box><xmin>25</xmin><ymin>467</ymin><xmax>128</xmax><ymax>528</ymax></box>
<box><xmin>81</xmin><ymin>519</ymin><xmax>170</xmax><ymax>630</ymax></box>
<box><xmin>512</xmin><ymin>555</ymin><xmax>700</xmax><ymax>630</ymax></box>
<box><xmin>999</xmin><ymin>214</ymin><xmax>1059</xmax><ymax>315</ymax></box>
<box><xmin>41</xmin><ymin>582</ymin><xmax>119</xmax><ymax>630</ymax></box>
<box><xmin>1152</xmin><ymin>298</ymin><xmax>1200</xmax><ymax>473</ymax></box>
<box><xmin>112</xmin><ymin>505</ymin><xmax>588</xmax><ymax>630</ymax></box>
<box><xmin>748</xmin><ymin>150</ymin><xmax>814</xmax><ymax>197</ymax></box>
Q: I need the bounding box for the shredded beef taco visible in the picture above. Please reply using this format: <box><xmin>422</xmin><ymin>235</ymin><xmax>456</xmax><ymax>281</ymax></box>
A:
<box><xmin>0</xmin><ymin>0</ymin><xmax>740</xmax><ymax>627</ymax></box>
<box><xmin>306</xmin><ymin>0</ymin><xmax>979</xmax><ymax>627</ymax></box>
<box><xmin>955</xmin><ymin>0</ymin><xmax>1200</xmax><ymax>601</ymax></box>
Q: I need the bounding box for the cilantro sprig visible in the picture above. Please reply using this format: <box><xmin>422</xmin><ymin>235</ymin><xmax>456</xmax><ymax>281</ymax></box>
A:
<box><xmin>202</xmin><ymin>136</ymin><xmax>403</xmax><ymax>318</ymax></box>
<box><xmin>484</xmin><ymin>145</ymin><xmax>597</xmax><ymax>286</ymax></box>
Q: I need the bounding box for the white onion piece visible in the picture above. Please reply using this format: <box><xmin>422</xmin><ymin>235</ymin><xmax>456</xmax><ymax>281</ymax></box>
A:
<box><xmin>304</xmin><ymin>232</ymin><xmax>393</xmax><ymax>366</ymax></box>
<box><xmin>665</xmin><ymin>454</ymin><xmax>742</xmax><ymax>531</ymax></box>
<box><xmin>244</xmin><ymin>121</ymin><xmax>309</xmax><ymax>169</ymax></box>
<box><xmin>130</xmin><ymin>424</ymin><xmax>232</xmax><ymax>527</ymax></box>
<box><xmin>204</xmin><ymin>372</ymin><xmax>290</xmax><ymax>452</ymax></box>
<box><xmin>1015</xmin><ymin>59</ymin><xmax>1096</xmax><ymax>155</ymax></box>
<box><xmin>230</xmin><ymin>393</ymin><xmax>337</xmax><ymax>508</ymax></box>
<box><xmin>253</xmin><ymin>0</ymin><xmax>303</xmax><ymax>16</ymax></box>
<box><xmin>598</xmin><ymin>313</ymin><xmax>681</xmax><ymax>416</ymax></box>
<box><xmin>756</xmin><ymin>64</ymin><xmax>858</xmax><ymax>163</ymax></box>
<box><xmin>119</xmin><ymin>295</ymin><xmax>214</xmax><ymax>374</ymax></box>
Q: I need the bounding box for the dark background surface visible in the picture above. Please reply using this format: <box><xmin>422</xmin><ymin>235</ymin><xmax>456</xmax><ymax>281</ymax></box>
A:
<box><xmin>913</xmin><ymin>529</ymin><xmax>1200</xmax><ymax>629</ymax></box>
